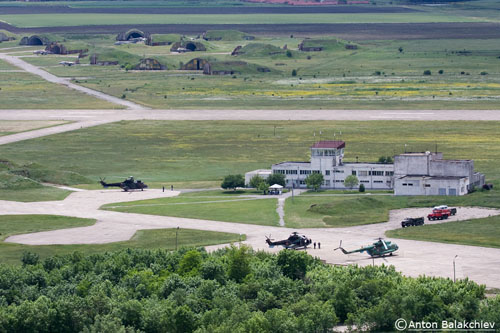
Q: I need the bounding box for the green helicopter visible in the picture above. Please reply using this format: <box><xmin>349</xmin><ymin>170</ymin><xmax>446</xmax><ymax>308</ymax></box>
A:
<box><xmin>335</xmin><ymin>238</ymin><xmax>399</xmax><ymax>257</ymax></box>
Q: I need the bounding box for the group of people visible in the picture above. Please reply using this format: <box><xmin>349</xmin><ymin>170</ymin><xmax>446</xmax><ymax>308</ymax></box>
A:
<box><xmin>313</xmin><ymin>242</ymin><xmax>321</xmax><ymax>249</ymax></box>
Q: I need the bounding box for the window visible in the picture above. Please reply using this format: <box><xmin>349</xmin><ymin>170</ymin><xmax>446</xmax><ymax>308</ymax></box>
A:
<box><xmin>385</xmin><ymin>171</ymin><xmax>394</xmax><ymax>176</ymax></box>
<box><xmin>352</xmin><ymin>171</ymin><xmax>357</xmax><ymax>176</ymax></box>
<box><xmin>324</xmin><ymin>180</ymin><xmax>330</xmax><ymax>186</ymax></box>
<box><xmin>425</xmin><ymin>184</ymin><xmax>431</xmax><ymax>188</ymax></box>
<box><xmin>299</xmin><ymin>180</ymin><xmax>306</xmax><ymax>185</ymax></box>
<box><xmin>369</xmin><ymin>171</ymin><xmax>384</xmax><ymax>176</ymax></box>
<box><xmin>360</xmin><ymin>180</ymin><xmax>370</xmax><ymax>183</ymax></box>
<box><xmin>402</xmin><ymin>183</ymin><xmax>407</xmax><ymax>186</ymax></box>
<box><xmin>312</xmin><ymin>170</ymin><xmax>321</xmax><ymax>174</ymax></box>
<box><xmin>374</xmin><ymin>180</ymin><xmax>383</xmax><ymax>183</ymax></box>
<box><xmin>358</xmin><ymin>171</ymin><xmax>368</xmax><ymax>177</ymax></box>
<box><xmin>408</xmin><ymin>183</ymin><xmax>413</xmax><ymax>186</ymax></box>
<box><xmin>286</xmin><ymin>170</ymin><xmax>297</xmax><ymax>175</ymax></box>
<box><xmin>274</xmin><ymin>170</ymin><xmax>285</xmax><ymax>174</ymax></box>
<box><xmin>334</xmin><ymin>169</ymin><xmax>344</xmax><ymax>173</ymax></box>
<box><xmin>325</xmin><ymin>170</ymin><xmax>330</xmax><ymax>175</ymax></box>
<box><xmin>300</xmin><ymin>170</ymin><xmax>311</xmax><ymax>175</ymax></box>
<box><xmin>335</xmin><ymin>180</ymin><xmax>344</xmax><ymax>183</ymax></box>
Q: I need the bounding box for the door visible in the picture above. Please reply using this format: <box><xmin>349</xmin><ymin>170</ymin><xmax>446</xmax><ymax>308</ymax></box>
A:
<box><xmin>438</xmin><ymin>188</ymin><xmax>446</xmax><ymax>196</ymax></box>
<box><xmin>449</xmin><ymin>188</ymin><xmax>457</xmax><ymax>196</ymax></box>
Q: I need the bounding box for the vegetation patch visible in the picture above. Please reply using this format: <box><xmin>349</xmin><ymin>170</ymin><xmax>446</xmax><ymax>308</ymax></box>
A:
<box><xmin>0</xmin><ymin>246</ymin><xmax>497</xmax><ymax>331</ymax></box>
<box><xmin>102</xmin><ymin>196</ymin><xmax>280</xmax><ymax>226</ymax></box>
<box><xmin>1</xmin><ymin>120</ymin><xmax>500</xmax><ymax>189</ymax></box>
<box><xmin>0</xmin><ymin>159</ymin><xmax>86</xmax><ymax>202</ymax></box>
<box><xmin>386</xmin><ymin>215</ymin><xmax>500</xmax><ymax>249</ymax></box>
<box><xmin>236</xmin><ymin>43</ymin><xmax>285</xmax><ymax>57</ymax></box>
<box><xmin>286</xmin><ymin>190</ymin><xmax>500</xmax><ymax>228</ymax></box>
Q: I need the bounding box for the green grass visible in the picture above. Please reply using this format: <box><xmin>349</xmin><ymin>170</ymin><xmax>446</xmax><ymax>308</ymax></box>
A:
<box><xmin>0</xmin><ymin>71</ymin><xmax>123</xmax><ymax>109</ymax></box>
<box><xmin>180</xmin><ymin>189</ymin><xmax>264</xmax><ymax>197</ymax></box>
<box><xmin>285</xmin><ymin>189</ymin><xmax>500</xmax><ymax>228</ymax></box>
<box><xmin>0</xmin><ymin>187</ymin><xmax>71</xmax><ymax>202</ymax></box>
<box><xmin>0</xmin><ymin>13</ymin><xmax>483</xmax><ymax>28</ymax></box>
<box><xmin>0</xmin><ymin>59</ymin><xmax>17</xmax><ymax>70</ymax></box>
<box><xmin>0</xmin><ymin>120</ymin><xmax>68</xmax><ymax>136</ymax></box>
<box><xmin>0</xmin><ymin>214</ymin><xmax>244</xmax><ymax>265</ymax></box>
<box><xmin>386</xmin><ymin>215</ymin><xmax>500</xmax><ymax>249</ymax></box>
<box><xmin>102</xmin><ymin>196</ymin><xmax>279</xmax><ymax>226</ymax></box>
<box><xmin>1</xmin><ymin>120</ymin><xmax>499</xmax><ymax>187</ymax></box>
<box><xmin>15</xmin><ymin>36</ymin><xmax>500</xmax><ymax>110</ymax></box>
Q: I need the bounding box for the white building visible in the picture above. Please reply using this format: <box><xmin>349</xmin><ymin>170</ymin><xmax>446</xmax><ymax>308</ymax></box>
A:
<box><xmin>247</xmin><ymin>141</ymin><xmax>394</xmax><ymax>190</ymax></box>
<box><xmin>245</xmin><ymin>141</ymin><xmax>485</xmax><ymax>196</ymax></box>
<box><xmin>393</xmin><ymin>152</ymin><xmax>485</xmax><ymax>196</ymax></box>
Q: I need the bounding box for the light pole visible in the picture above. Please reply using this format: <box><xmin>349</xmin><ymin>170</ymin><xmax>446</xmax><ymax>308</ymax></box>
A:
<box><xmin>453</xmin><ymin>255</ymin><xmax>458</xmax><ymax>282</ymax></box>
<box><xmin>175</xmin><ymin>226</ymin><xmax>179</xmax><ymax>251</ymax></box>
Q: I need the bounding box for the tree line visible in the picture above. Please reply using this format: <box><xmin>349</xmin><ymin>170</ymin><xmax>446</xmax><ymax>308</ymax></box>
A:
<box><xmin>0</xmin><ymin>247</ymin><xmax>498</xmax><ymax>332</ymax></box>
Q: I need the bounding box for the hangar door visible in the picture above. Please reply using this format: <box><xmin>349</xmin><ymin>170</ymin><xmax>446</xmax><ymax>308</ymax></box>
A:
<box><xmin>438</xmin><ymin>188</ymin><xmax>446</xmax><ymax>195</ymax></box>
<box><xmin>449</xmin><ymin>188</ymin><xmax>457</xmax><ymax>196</ymax></box>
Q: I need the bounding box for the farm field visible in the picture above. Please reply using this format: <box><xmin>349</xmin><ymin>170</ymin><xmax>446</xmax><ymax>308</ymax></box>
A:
<box><xmin>0</xmin><ymin>120</ymin><xmax>499</xmax><ymax>186</ymax></box>
<box><xmin>0</xmin><ymin>215</ymin><xmax>243</xmax><ymax>264</ymax></box>
<box><xmin>0</xmin><ymin>13</ymin><xmax>483</xmax><ymax>28</ymax></box>
<box><xmin>386</xmin><ymin>215</ymin><xmax>500</xmax><ymax>249</ymax></box>
<box><xmin>102</xmin><ymin>196</ymin><xmax>280</xmax><ymax>226</ymax></box>
<box><xmin>12</xmin><ymin>35</ymin><xmax>500</xmax><ymax>110</ymax></box>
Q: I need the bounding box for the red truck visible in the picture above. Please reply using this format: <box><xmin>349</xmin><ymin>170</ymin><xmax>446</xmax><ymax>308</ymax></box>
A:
<box><xmin>427</xmin><ymin>207</ymin><xmax>457</xmax><ymax>220</ymax></box>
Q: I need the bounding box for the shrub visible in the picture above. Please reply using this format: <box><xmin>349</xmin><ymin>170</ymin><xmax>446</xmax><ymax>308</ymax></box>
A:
<box><xmin>423</xmin><ymin>70</ymin><xmax>432</xmax><ymax>75</ymax></box>
<box><xmin>438</xmin><ymin>69</ymin><xmax>444</xmax><ymax>74</ymax></box>
<box><xmin>359</xmin><ymin>184</ymin><xmax>365</xmax><ymax>193</ymax></box>
<box><xmin>291</xmin><ymin>69</ymin><xmax>297</xmax><ymax>77</ymax></box>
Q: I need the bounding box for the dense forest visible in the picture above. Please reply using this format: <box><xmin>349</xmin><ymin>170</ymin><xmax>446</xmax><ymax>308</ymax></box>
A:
<box><xmin>0</xmin><ymin>246</ymin><xmax>499</xmax><ymax>332</ymax></box>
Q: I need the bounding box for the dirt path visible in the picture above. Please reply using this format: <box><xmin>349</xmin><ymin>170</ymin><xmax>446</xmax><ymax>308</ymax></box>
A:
<box><xmin>2</xmin><ymin>189</ymin><xmax>500</xmax><ymax>288</ymax></box>
<box><xmin>0</xmin><ymin>53</ymin><xmax>147</xmax><ymax>110</ymax></box>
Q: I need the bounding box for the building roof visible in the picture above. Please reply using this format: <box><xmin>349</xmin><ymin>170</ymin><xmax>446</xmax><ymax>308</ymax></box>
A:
<box><xmin>311</xmin><ymin>140</ymin><xmax>345</xmax><ymax>149</ymax></box>
<box><xmin>397</xmin><ymin>175</ymin><xmax>466</xmax><ymax>180</ymax></box>
<box><xmin>273</xmin><ymin>161</ymin><xmax>310</xmax><ymax>166</ymax></box>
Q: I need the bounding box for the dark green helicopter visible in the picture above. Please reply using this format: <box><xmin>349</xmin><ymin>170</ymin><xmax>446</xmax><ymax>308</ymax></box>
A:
<box><xmin>335</xmin><ymin>238</ymin><xmax>398</xmax><ymax>257</ymax></box>
<box><xmin>99</xmin><ymin>176</ymin><xmax>148</xmax><ymax>192</ymax></box>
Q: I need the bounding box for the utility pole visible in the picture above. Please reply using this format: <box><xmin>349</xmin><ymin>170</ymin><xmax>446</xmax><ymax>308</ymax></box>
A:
<box><xmin>453</xmin><ymin>255</ymin><xmax>458</xmax><ymax>282</ymax></box>
<box><xmin>175</xmin><ymin>226</ymin><xmax>179</xmax><ymax>251</ymax></box>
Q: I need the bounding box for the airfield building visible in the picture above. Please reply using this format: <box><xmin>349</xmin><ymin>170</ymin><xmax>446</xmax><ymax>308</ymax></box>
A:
<box><xmin>245</xmin><ymin>141</ymin><xmax>485</xmax><ymax>196</ymax></box>
<box><xmin>393</xmin><ymin>152</ymin><xmax>484</xmax><ymax>196</ymax></box>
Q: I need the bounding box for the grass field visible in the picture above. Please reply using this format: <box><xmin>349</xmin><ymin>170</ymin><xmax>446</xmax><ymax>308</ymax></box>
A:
<box><xmin>0</xmin><ymin>71</ymin><xmax>122</xmax><ymax>109</ymax></box>
<box><xmin>0</xmin><ymin>214</ymin><xmax>244</xmax><ymax>265</ymax></box>
<box><xmin>0</xmin><ymin>13</ymin><xmax>483</xmax><ymax>28</ymax></box>
<box><xmin>0</xmin><ymin>120</ymin><xmax>499</xmax><ymax>186</ymax></box>
<box><xmin>386</xmin><ymin>215</ymin><xmax>500</xmax><ymax>249</ymax></box>
<box><xmin>20</xmin><ymin>36</ymin><xmax>498</xmax><ymax>110</ymax></box>
<box><xmin>0</xmin><ymin>187</ymin><xmax>71</xmax><ymax>202</ymax></box>
<box><xmin>0</xmin><ymin>59</ymin><xmax>17</xmax><ymax>70</ymax></box>
<box><xmin>0</xmin><ymin>120</ymin><xmax>68</xmax><ymax>136</ymax></box>
<box><xmin>102</xmin><ymin>196</ymin><xmax>279</xmax><ymax>226</ymax></box>
<box><xmin>284</xmin><ymin>190</ymin><xmax>500</xmax><ymax>228</ymax></box>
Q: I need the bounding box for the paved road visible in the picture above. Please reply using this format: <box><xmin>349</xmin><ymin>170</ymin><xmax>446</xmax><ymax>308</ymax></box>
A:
<box><xmin>2</xmin><ymin>189</ymin><xmax>500</xmax><ymax>288</ymax></box>
<box><xmin>0</xmin><ymin>53</ymin><xmax>147</xmax><ymax>110</ymax></box>
<box><xmin>1</xmin><ymin>109</ymin><xmax>500</xmax><ymax>146</ymax></box>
